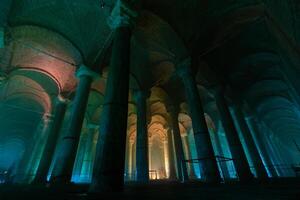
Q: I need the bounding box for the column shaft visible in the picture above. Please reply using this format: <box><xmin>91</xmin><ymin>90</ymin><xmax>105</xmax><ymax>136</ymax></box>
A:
<box><xmin>182</xmin><ymin>135</ymin><xmax>196</xmax><ymax>178</ymax></box>
<box><xmin>90</xmin><ymin>26</ymin><xmax>131</xmax><ymax>192</ymax></box>
<box><xmin>215</xmin><ymin>91</ymin><xmax>253</xmax><ymax>181</ymax></box>
<box><xmin>81</xmin><ymin>128</ymin><xmax>97</xmax><ymax>182</ymax></box>
<box><xmin>135</xmin><ymin>91</ymin><xmax>149</xmax><ymax>183</ymax></box>
<box><xmin>51</xmin><ymin>73</ymin><xmax>92</xmax><ymax>184</ymax></box>
<box><xmin>178</xmin><ymin>64</ymin><xmax>220</xmax><ymax>182</ymax></box>
<box><xmin>247</xmin><ymin>117</ymin><xmax>278</xmax><ymax>177</ymax></box>
<box><xmin>33</xmin><ymin>100</ymin><xmax>67</xmax><ymax>183</ymax></box>
<box><xmin>167</xmin><ymin>129</ymin><xmax>177</xmax><ymax>180</ymax></box>
<box><xmin>169</xmin><ymin>109</ymin><xmax>189</xmax><ymax>182</ymax></box>
<box><xmin>233</xmin><ymin>106</ymin><xmax>268</xmax><ymax>179</ymax></box>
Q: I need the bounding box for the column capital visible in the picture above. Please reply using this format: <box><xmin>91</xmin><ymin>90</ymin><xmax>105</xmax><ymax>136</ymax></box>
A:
<box><xmin>75</xmin><ymin>64</ymin><xmax>99</xmax><ymax>80</ymax></box>
<box><xmin>56</xmin><ymin>94</ymin><xmax>70</xmax><ymax>104</ymax></box>
<box><xmin>42</xmin><ymin>113</ymin><xmax>53</xmax><ymax>123</ymax></box>
<box><xmin>107</xmin><ymin>0</ymin><xmax>138</xmax><ymax>30</ymax></box>
<box><xmin>175</xmin><ymin>57</ymin><xmax>192</xmax><ymax>78</ymax></box>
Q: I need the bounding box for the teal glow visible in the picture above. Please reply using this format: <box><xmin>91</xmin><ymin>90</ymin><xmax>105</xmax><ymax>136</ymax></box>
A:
<box><xmin>0</xmin><ymin>28</ymin><xmax>4</xmax><ymax>48</ymax></box>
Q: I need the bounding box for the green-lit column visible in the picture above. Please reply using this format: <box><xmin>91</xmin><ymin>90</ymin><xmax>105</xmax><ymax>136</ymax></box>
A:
<box><xmin>167</xmin><ymin>128</ymin><xmax>177</xmax><ymax>180</ymax></box>
<box><xmin>232</xmin><ymin>106</ymin><xmax>268</xmax><ymax>179</ymax></box>
<box><xmin>176</xmin><ymin>58</ymin><xmax>221</xmax><ymax>183</ymax></box>
<box><xmin>72</xmin><ymin>129</ymin><xmax>88</xmax><ymax>180</ymax></box>
<box><xmin>90</xmin><ymin>1</ymin><xmax>135</xmax><ymax>192</ymax></box>
<box><xmin>0</xmin><ymin>27</ymin><xmax>4</xmax><ymax>48</ymax></box>
<box><xmin>80</xmin><ymin>125</ymin><xmax>97</xmax><ymax>182</ymax></box>
<box><xmin>246</xmin><ymin>117</ymin><xmax>278</xmax><ymax>177</ymax></box>
<box><xmin>14</xmin><ymin>115</ymin><xmax>51</xmax><ymax>183</ymax></box>
<box><xmin>50</xmin><ymin>65</ymin><xmax>96</xmax><ymax>184</ymax></box>
<box><xmin>167</xmin><ymin>105</ymin><xmax>189</xmax><ymax>182</ymax></box>
<box><xmin>182</xmin><ymin>134</ymin><xmax>196</xmax><ymax>178</ymax></box>
<box><xmin>133</xmin><ymin>90</ymin><xmax>150</xmax><ymax>183</ymax></box>
<box><xmin>215</xmin><ymin>88</ymin><xmax>254</xmax><ymax>182</ymax></box>
<box><xmin>32</xmin><ymin>97</ymin><xmax>67</xmax><ymax>184</ymax></box>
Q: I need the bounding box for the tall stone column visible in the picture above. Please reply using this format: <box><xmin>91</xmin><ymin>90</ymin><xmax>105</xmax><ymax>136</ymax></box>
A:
<box><xmin>246</xmin><ymin>116</ymin><xmax>278</xmax><ymax>177</ymax></box>
<box><xmin>148</xmin><ymin>140</ymin><xmax>153</xmax><ymax>179</ymax></box>
<box><xmin>133</xmin><ymin>90</ymin><xmax>150</xmax><ymax>183</ymax></box>
<box><xmin>32</xmin><ymin>97</ymin><xmax>67</xmax><ymax>184</ymax></box>
<box><xmin>80</xmin><ymin>125</ymin><xmax>97</xmax><ymax>182</ymax></box>
<box><xmin>182</xmin><ymin>134</ymin><xmax>196</xmax><ymax>178</ymax></box>
<box><xmin>72</xmin><ymin>129</ymin><xmax>88</xmax><ymax>180</ymax></box>
<box><xmin>214</xmin><ymin>88</ymin><xmax>254</xmax><ymax>182</ymax></box>
<box><xmin>176</xmin><ymin>58</ymin><xmax>220</xmax><ymax>183</ymax></box>
<box><xmin>163</xmin><ymin>140</ymin><xmax>170</xmax><ymax>178</ymax></box>
<box><xmin>15</xmin><ymin>114</ymin><xmax>51</xmax><ymax>183</ymax></box>
<box><xmin>50</xmin><ymin>65</ymin><xmax>96</xmax><ymax>184</ymax></box>
<box><xmin>89</xmin><ymin>1</ymin><xmax>135</xmax><ymax>192</ymax></box>
<box><xmin>127</xmin><ymin>139</ymin><xmax>134</xmax><ymax>180</ymax></box>
<box><xmin>167</xmin><ymin>105</ymin><xmax>189</xmax><ymax>182</ymax></box>
<box><xmin>167</xmin><ymin>129</ymin><xmax>177</xmax><ymax>180</ymax></box>
<box><xmin>232</xmin><ymin>106</ymin><xmax>268</xmax><ymax>179</ymax></box>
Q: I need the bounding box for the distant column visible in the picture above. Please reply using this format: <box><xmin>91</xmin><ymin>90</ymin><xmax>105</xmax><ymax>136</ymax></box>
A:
<box><xmin>176</xmin><ymin>58</ymin><xmax>220</xmax><ymax>183</ymax></box>
<box><xmin>167</xmin><ymin>129</ymin><xmax>177</xmax><ymax>180</ymax></box>
<box><xmin>80</xmin><ymin>125</ymin><xmax>97</xmax><ymax>182</ymax></box>
<box><xmin>167</xmin><ymin>105</ymin><xmax>189</xmax><ymax>182</ymax></box>
<box><xmin>182</xmin><ymin>134</ymin><xmax>196</xmax><ymax>178</ymax></box>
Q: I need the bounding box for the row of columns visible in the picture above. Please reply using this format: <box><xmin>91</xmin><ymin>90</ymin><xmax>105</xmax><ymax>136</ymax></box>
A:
<box><xmin>27</xmin><ymin>1</ymin><xmax>275</xmax><ymax>193</ymax></box>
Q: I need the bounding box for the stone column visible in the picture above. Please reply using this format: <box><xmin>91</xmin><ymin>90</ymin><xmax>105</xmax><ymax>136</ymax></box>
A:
<box><xmin>90</xmin><ymin>1</ymin><xmax>135</xmax><ymax>192</ymax></box>
<box><xmin>246</xmin><ymin>116</ymin><xmax>278</xmax><ymax>177</ymax></box>
<box><xmin>214</xmin><ymin>88</ymin><xmax>254</xmax><ymax>182</ymax></box>
<box><xmin>0</xmin><ymin>28</ymin><xmax>4</xmax><ymax>48</ymax></box>
<box><xmin>32</xmin><ymin>97</ymin><xmax>67</xmax><ymax>184</ymax></box>
<box><xmin>163</xmin><ymin>140</ymin><xmax>170</xmax><ymax>178</ymax></box>
<box><xmin>167</xmin><ymin>105</ymin><xmax>189</xmax><ymax>182</ymax></box>
<box><xmin>50</xmin><ymin>65</ymin><xmax>96</xmax><ymax>184</ymax></box>
<box><xmin>210</xmin><ymin>129</ymin><xmax>230</xmax><ymax>179</ymax></box>
<box><xmin>72</xmin><ymin>129</ymin><xmax>88</xmax><ymax>181</ymax></box>
<box><xmin>15</xmin><ymin>114</ymin><xmax>51</xmax><ymax>183</ymax></box>
<box><xmin>148</xmin><ymin>140</ymin><xmax>153</xmax><ymax>179</ymax></box>
<box><xmin>133</xmin><ymin>90</ymin><xmax>149</xmax><ymax>183</ymax></box>
<box><xmin>182</xmin><ymin>134</ymin><xmax>196</xmax><ymax>178</ymax></box>
<box><xmin>232</xmin><ymin>106</ymin><xmax>268</xmax><ymax>179</ymax></box>
<box><xmin>167</xmin><ymin>129</ymin><xmax>177</xmax><ymax>180</ymax></box>
<box><xmin>176</xmin><ymin>58</ymin><xmax>220</xmax><ymax>183</ymax></box>
<box><xmin>80</xmin><ymin>125</ymin><xmax>97</xmax><ymax>182</ymax></box>
<box><xmin>127</xmin><ymin>139</ymin><xmax>134</xmax><ymax>180</ymax></box>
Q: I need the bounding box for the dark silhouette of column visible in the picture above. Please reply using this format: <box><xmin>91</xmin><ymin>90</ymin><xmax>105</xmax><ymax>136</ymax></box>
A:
<box><xmin>215</xmin><ymin>88</ymin><xmax>254</xmax><ymax>182</ymax></box>
<box><xmin>32</xmin><ymin>97</ymin><xmax>67</xmax><ymax>184</ymax></box>
<box><xmin>167</xmin><ymin>129</ymin><xmax>177</xmax><ymax>180</ymax></box>
<box><xmin>167</xmin><ymin>105</ymin><xmax>189</xmax><ymax>182</ymax></box>
<box><xmin>176</xmin><ymin>58</ymin><xmax>221</xmax><ymax>183</ymax></box>
<box><xmin>89</xmin><ymin>2</ymin><xmax>135</xmax><ymax>191</ymax></box>
<box><xmin>133</xmin><ymin>90</ymin><xmax>149</xmax><ymax>183</ymax></box>
<box><xmin>232</xmin><ymin>106</ymin><xmax>268</xmax><ymax>179</ymax></box>
<box><xmin>50</xmin><ymin>65</ymin><xmax>95</xmax><ymax>184</ymax></box>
